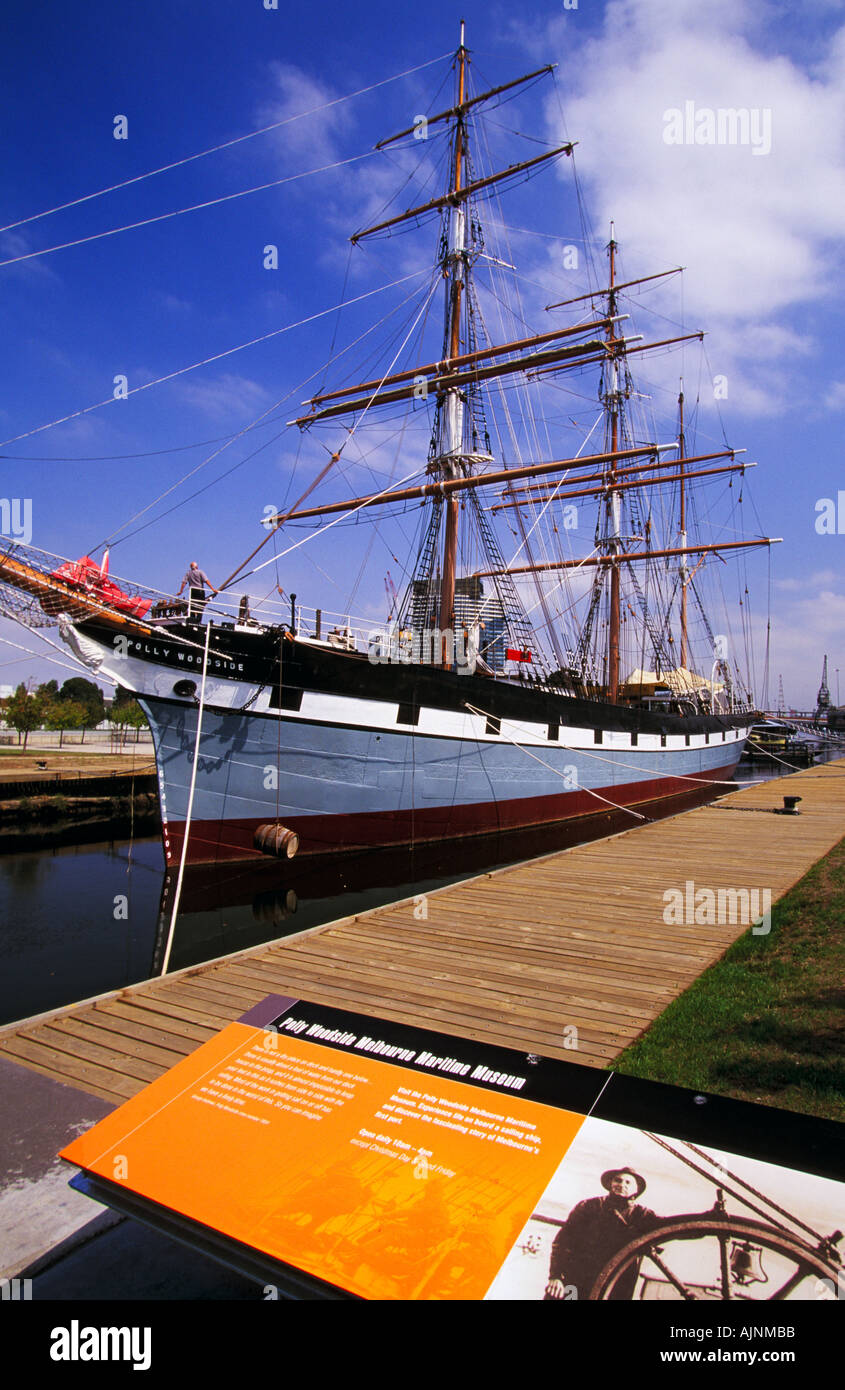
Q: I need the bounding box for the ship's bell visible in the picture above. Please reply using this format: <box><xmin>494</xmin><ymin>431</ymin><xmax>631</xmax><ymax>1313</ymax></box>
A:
<box><xmin>729</xmin><ymin>1240</ymin><xmax>767</xmax><ymax>1286</ymax></box>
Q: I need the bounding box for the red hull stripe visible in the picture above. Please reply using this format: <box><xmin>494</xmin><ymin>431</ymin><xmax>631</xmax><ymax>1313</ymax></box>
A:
<box><xmin>162</xmin><ymin>764</ymin><xmax>739</xmax><ymax>866</ymax></box>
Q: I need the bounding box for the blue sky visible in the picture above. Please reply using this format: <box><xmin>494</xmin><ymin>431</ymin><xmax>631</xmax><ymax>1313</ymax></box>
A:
<box><xmin>2</xmin><ymin>0</ymin><xmax>845</xmax><ymax>708</ymax></box>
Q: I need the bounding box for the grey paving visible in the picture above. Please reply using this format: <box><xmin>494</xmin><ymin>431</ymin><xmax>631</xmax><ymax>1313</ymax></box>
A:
<box><xmin>0</xmin><ymin>1053</ymin><xmax>258</xmax><ymax>1298</ymax></box>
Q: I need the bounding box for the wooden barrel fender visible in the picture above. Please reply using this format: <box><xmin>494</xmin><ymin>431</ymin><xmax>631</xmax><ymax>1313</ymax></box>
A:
<box><xmin>254</xmin><ymin>822</ymin><xmax>300</xmax><ymax>858</ymax></box>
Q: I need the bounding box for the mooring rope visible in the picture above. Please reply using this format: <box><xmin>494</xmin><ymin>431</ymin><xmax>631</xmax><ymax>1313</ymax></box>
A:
<box><xmin>462</xmin><ymin>700</ymin><xmax>648</xmax><ymax>821</ymax></box>
<box><xmin>161</xmin><ymin>619</ymin><xmax>212</xmax><ymax>974</ymax></box>
<box><xmin>461</xmin><ymin>699</ymin><xmax>767</xmax><ymax>820</ymax></box>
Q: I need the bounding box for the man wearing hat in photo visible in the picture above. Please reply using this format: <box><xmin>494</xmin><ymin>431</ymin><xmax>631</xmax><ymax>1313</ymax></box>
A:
<box><xmin>544</xmin><ymin>1166</ymin><xmax>662</xmax><ymax>1300</ymax></box>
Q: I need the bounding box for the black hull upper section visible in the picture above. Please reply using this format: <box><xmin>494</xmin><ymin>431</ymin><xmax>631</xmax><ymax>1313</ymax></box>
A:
<box><xmin>78</xmin><ymin>615</ymin><xmax>750</xmax><ymax>736</ymax></box>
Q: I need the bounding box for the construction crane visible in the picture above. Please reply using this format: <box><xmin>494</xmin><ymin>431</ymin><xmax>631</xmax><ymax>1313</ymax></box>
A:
<box><xmin>816</xmin><ymin>654</ymin><xmax>831</xmax><ymax>718</ymax></box>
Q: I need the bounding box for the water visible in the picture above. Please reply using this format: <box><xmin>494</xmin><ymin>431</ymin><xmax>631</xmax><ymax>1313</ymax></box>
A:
<box><xmin>0</xmin><ymin>820</ymin><xmax>619</xmax><ymax>1025</ymax></box>
<box><xmin>734</xmin><ymin>741</ymin><xmax>841</xmax><ymax>781</ymax></box>
<box><xmin>0</xmin><ymin>838</ymin><xmax>164</xmax><ymax>1024</ymax></box>
<box><xmin>1</xmin><ymin>749</ymin><xmax>839</xmax><ymax>1026</ymax></box>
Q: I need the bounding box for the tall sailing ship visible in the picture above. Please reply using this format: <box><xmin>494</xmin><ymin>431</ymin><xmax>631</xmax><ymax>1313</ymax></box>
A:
<box><xmin>0</xmin><ymin>28</ymin><xmax>778</xmax><ymax>867</ymax></box>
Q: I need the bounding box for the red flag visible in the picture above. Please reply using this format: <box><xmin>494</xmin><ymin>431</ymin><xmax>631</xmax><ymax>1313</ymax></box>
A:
<box><xmin>506</xmin><ymin>648</ymin><xmax>532</xmax><ymax>663</ymax></box>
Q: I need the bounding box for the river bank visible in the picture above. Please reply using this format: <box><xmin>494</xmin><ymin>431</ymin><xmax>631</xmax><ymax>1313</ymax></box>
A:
<box><xmin>0</xmin><ymin>747</ymin><xmax>158</xmax><ymax>849</ymax></box>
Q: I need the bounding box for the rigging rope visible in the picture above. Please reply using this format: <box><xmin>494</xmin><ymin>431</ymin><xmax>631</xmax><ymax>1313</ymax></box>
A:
<box><xmin>462</xmin><ymin>699</ymin><xmax>646</xmax><ymax>819</ymax></box>
<box><xmin>0</xmin><ymin>268</ymin><xmax>430</xmax><ymax>449</ymax></box>
<box><xmin>221</xmin><ymin>271</ymin><xmax>441</xmax><ymax>589</ymax></box>
<box><xmin>0</xmin><ymin>628</ymin><xmax>96</xmax><ymax>679</ymax></box>
<box><xmin>0</xmin><ymin>150</ymin><xmax>385</xmax><ymax>270</ymax></box>
<box><xmin>0</xmin><ymin>52</ymin><xmax>453</xmax><ymax>238</ymax></box>
<box><xmin>461</xmin><ymin>700</ymin><xmax>749</xmax><ymax>791</ymax></box>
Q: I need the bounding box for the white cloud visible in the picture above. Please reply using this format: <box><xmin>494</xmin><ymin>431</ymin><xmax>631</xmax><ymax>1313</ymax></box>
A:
<box><xmin>179</xmin><ymin>372</ymin><xmax>272</xmax><ymax>422</ymax></box>
<box><xmin>771</xmin><ymin>588</ymin><xmax>845</xmax><ymax>707</ymax></box>
<box><xmin>527</xmin><ymin>0</ymin><xmax>845</xmax><ymax>414</ymax></box>
<box><xmin>156</xmin><ymin>292</ymin><xmax>192</xmax><ymax>315</ymax></box>
<box><xmin>0</xmin><ymin>229</ymin><xmax>60</xmax><ymax>281</ymax></box>
<box><xmin>258</xmin><ymin>63</ymin><xmax>350</xmax><ymax>169</ymax></box>
<box><xmin>756</xmin><ymin>561</ymin><xmax>845</xmax><ymax>705</ymax></box>
<box><xmin>254</xmin><ymin>60</ymin><xmax>445</xmax><ymax>286</ymax></box>
<box><xmin>776</xmin><ymin>568</ymin><xmax>838</xmax><ymax>590</ymax></box>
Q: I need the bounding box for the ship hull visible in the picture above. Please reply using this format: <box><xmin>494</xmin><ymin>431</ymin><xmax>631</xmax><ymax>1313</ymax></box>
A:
<box><xmin>63</xmin><ymin>617</ymin><xmax>749</xmax><ymax>866</ymax></box>
<box><xmin>141</xmin><ymin>694</ymin><xmax>745</xmax><ymax>866</ymax></box>
<box><xmin>161</xmin><ymin>767</ymin><xmax>741</xmax><ymax>865</ymax></box>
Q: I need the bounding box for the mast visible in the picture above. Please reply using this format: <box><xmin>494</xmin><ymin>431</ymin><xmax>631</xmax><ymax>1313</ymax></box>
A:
<box><xmin>233</xmin><ymin>47</ymin><xmax>764</xmax><ymax>702</ymax></box>
<box><xmin>437</xmin><ymin>20</ymin><xmax>468</xmax><ymax>652</ymax></box>
<box><xmin>679</xmin><ymin>384</ymin><xmax>688</xmax><ymax>669</ymax></box>
<box><xmin>606</xmin><ymin>226</ymin><xmax>622</xmax><ymax>701</ymax></box>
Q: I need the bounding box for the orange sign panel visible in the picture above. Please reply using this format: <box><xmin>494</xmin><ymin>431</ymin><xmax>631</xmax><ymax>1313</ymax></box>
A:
<box><xmin>62</xmin><ymin>1021</ymin><xmax>584</xmax><ymax>1299</ymax></box>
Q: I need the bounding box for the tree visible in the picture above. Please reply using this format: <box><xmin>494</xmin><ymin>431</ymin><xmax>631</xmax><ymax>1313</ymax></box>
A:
<box><xmin>78</xmin><ymin>701</ymin><xmax>102</xmax><ymax>744</ymax></box>
<box><xmin>5</xmin><ymin>683</ymin><xmax>44</xmax><ymax>750</ymax></box>
<box><xmin>44</xmin><ymin>699</ymin><xmax>87</xmax><ymax>748</ymax></box>
<box><xmin>107</xmin><ymin>696</ymin><xmax>149</xmax><ymax>745</ymax></box>
<box><xmin>58</xmin><ymin>677</ymin><xmax>104</xmax><ymax>743</ymax></box>
<box><xmin>36</xmin><ymin>679</ymin><xmax>59</xmax><ymax>701</ymax></box>
<box><xmin>59</xmin><ymin>677</ymin><xmax>104</xmax><ymax>723</ymax></box>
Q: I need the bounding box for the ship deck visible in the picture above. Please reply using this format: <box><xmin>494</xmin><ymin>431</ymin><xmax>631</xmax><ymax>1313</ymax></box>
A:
<box><xmin>1</xmin><ymin>760</ymin><xmax>843</xmax><ymax>1104</ymax></box>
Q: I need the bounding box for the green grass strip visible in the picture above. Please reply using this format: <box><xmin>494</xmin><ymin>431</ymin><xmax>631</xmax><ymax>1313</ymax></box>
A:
<box><xmin>613</xmin><ymin>835</ymin><xmax>845</xmax><ymax>1122</ymax></box>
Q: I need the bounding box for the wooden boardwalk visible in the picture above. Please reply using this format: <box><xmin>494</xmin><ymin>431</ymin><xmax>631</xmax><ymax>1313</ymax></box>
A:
<box><xmin>2</xmin><ymin>761</ymin><xmax>844</xmax><ymax>1104</ymax></box>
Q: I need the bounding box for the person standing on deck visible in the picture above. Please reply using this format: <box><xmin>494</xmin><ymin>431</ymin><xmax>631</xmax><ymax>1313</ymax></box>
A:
<box><xmin>177</xmin><ymin>560</ymin><xmax>219</xmax><ymax>613</ymax></box>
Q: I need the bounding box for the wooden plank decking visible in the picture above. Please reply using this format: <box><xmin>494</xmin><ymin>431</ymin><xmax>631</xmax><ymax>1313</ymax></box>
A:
<box><xmin>2</xmin><ymin>761</ymin><xmax>844</xmax><ymax>1104</ymax></box>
